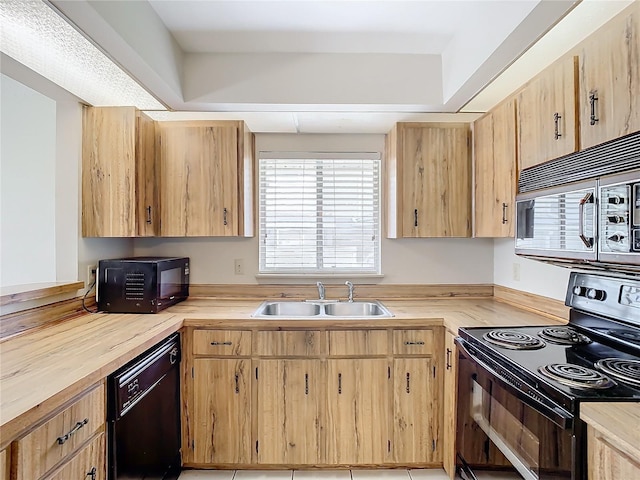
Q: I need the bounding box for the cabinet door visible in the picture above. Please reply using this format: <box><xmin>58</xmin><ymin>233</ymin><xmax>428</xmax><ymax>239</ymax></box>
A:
<box><xmin>474</xmin><ymin>100</ymin><xmax>517</xmax><ymax>237</ymax></box>
<box><xmin>579</xmin><ymin>4</ymin><xmax>640</xmax><ymax>149</ymax></box>
<box><xmin>392</xmin><ymin>358</ymin><xmax>439</xmax><ymax>464</ymax></box>
<box><xmin>255</xmin><ymin>360</ymin><xmax>322</xmax><ymax>464</ymax></box>
<box><xmin>326</xmin><ymin>359</ymin><xmax>390</xmax><ymax>464</ymax></box>
<box><xmin>401</xmin><ymin>124</ymin><xmax>471</xmax><ymax>237</ymax></box>
<box><xmin>135</xmin><ymin>112</ymin><xmax>159</xmax><ymax>236</ymax></box>
<box><xmin>0</xmin><ymin>448</ymin><xmax>8</xmax><ymax>480</ymax></box>
<box><xmin>159</xmin><ymin>122</ymin><xmax>239</xmax><ymax>236</ymax></box>
<box><xmin>518</xmin><ymin>56</ymin><xmax>579</xmax><ymax>170</ymax></box>
<box><xmin>82</xmin><ymin>107</ymin><xmax>137</xmax><ymax>237</ymax></box>
<box><xmin>587</xmin><ymin>425</ymin><xmax>640</xmax><ymax>480</ymax></box>
<box><xmin>44</xmin><ymin>433</ymin><xmax>105</xmax><ymax>480</ymax></box>
<box><xmin>192</xmin><ymin>359</ymin><xmax>251</xmax><ymax>464</ymax></box>
<box><xmin>442</xmin><ymin>331</ymin><xmax>459</xmax><ymax>479</ymax></box>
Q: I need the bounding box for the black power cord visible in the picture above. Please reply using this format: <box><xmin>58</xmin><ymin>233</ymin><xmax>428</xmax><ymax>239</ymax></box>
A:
<box><xmin>82</xmin><ymin>276</ymin><xmax>99</xmax><ymax>314</ymax></box>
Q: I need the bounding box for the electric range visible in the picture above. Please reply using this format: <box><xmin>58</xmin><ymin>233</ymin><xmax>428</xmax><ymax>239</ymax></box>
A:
<box><xmin>455</xmin><ymin>272</ymin><xmax>640</xmax><ymax>480</ymax></box>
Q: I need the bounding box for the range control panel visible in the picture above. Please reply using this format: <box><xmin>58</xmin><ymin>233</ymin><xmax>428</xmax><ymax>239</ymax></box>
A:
<box><xmin>567</xmin><ymin>272</ymin><xmax>640</xmax><ymax>322</ymax></box>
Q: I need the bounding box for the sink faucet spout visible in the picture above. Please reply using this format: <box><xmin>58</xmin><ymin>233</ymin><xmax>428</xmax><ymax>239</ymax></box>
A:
<box><xmin>345</xmin><ymin>281</ymin><xmax>354</xmax><ymax>302</ymax></box>
<box><xmin>317</xmin><ymin>281</ymin><xmax>325</xmax><ymax>300</ymax></box>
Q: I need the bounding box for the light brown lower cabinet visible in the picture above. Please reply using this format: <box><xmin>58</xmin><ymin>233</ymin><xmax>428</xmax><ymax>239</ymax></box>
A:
<box><xmin>326</xmin><ymin>359</ymin><xmax>390</xmax><ymax>465</ymax></box>
<box><xmin>587</xmin><ymin>425</ymin><xmax>640</xmax><ymax>479</ymax></box>
<box><xmin>442</xmin><ymin>330</ymin><xmax>458</xmax><ymax>479</ymax></box>
<box><xmin>255</xmin><ymin>360</ymin><xmax>322</xmax><ymax>464</ymax></box>
<box><xmin>184</xmin><ymin>327</ymin><xmax>443</xmax><ymax>468</ymax></box>
<box><xmin>44</xmin><ymin>433</ymin><xmax>105</xmax><ymax>480</ymax></box>
<box><xmin>191</xmin><ymin>358</ymin><xmax>252</xmax><ymax>464</ymax></box>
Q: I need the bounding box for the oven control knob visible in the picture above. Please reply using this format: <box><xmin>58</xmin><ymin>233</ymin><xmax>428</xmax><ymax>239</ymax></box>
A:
<box><xmin>587</xmin><ymin>288</ymin><xmax>606</xmax><ymax>301</ymax></box>
<box><xmin>573</xmin><ymin>286</ymin><xmax>586</xmax><ymax>296</ymax></box>
<box><xmin>607</xmin><ymin>215</ymin><xmax>626</xmax><ymax>224</ymax></box>
<box><xmin>608</xmin><ymin>195</ymin><xmax>625</xmax><ymax>205</ymax></box>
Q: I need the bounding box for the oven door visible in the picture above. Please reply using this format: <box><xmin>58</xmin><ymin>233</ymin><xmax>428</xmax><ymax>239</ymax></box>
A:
<box><xmin>456</xmin><ymin>339</ymin><xmax>580</xmax><ymax>480</ymax></box>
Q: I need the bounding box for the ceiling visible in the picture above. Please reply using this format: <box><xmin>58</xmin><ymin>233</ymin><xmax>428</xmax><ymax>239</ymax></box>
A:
<box><xmin>4</xmin><ymin>0</ymin><xmax>635</xmax><ymax>133</ymax></box>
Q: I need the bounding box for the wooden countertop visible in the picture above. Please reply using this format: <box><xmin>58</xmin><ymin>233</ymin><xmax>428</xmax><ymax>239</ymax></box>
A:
<box><xmin>0</xmin><ymin>297</ymin><xmax>564</xmax><ymax>446</ymax></box>
<box><xmin>580</xmin><ymin>402</ymin><xmax>640</xmax><ymax>461</ymax></box>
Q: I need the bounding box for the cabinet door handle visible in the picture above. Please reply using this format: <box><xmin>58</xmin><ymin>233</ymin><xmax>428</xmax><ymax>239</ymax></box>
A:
<box><xmin>406</xmin><ymin>372</ymin><xmax>411</xmax><ymax>393</ymax></box>
<box><xmin>554</xmin><ymin>112</ymin><xmax>562</xmax><ymax>140</ymax></box>
<box><xmin>211</xmin><ymin>341</ymin><xmax>232</xmax><ymax>346</ymax></box>
<box><xmin>404</xmin><ymin>341</ymin><xmax>425</xmax><ymax>346</ymax></box>
<box><xmin>223</xmin><ymin>207</ymin><xmax>228</xmax><ymax>226</ymax></box>
<box><xmin>589</xmin><ymin>90</ymin><xmax>599</xmax><ymax>125</ymax></box>
<box><xmin>86</xmin><ymin>467</ymin><xmax>97</xmax><ymax>480</ymax></box>
<box><xmin>234</xmin><ymin>373</ymin><xmax>240</xmax><ymax>394</ymax></box>
<box><xmin>414</xmin><ymin>209</ymin><xmax>418</xmax><ymax>227</ymax></box>
<box><xmin>502</xmin><ymin>203</ymin><xmax>508</xmax><ymax>224</ymax></box>
<box><xmin>446</xmin><ymin>348</ymin><xmax>452</xmax><ymax>370</ymax></box>
<box><xmin>146</xmin><ymin>205</ymin><xmax>152</xmax><ymax>224</ymax></box>
<box><xmin>338</xmin><ymin>373</ymin><xmax>342</xmax><ymax>394</ymax></box>
<box><xmin>57</xmin><ymin>418</ymin><xmax>88</xmax><ymax>445</ymax></box>
<box><xmin>305</xmin><ymin>373</ymin><xmax>309</xmax><ymax>395</ymax></box>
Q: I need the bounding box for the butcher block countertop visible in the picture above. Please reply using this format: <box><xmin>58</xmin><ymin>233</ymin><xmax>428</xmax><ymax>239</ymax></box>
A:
<box><xmin>580</xmin><ymin>402</ymin><xmax>640</xmax><ymax>462</ymax></box>
<box><xmin>0</xmin><ymin>297</ymin><xmax>564</xmax><ymax>446</ymax></box>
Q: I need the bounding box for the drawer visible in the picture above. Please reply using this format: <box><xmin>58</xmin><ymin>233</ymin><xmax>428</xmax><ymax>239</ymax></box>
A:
<box><xmin>14</xmin><ymin>383</ymin><xmax>105</xmax><ymax>480</ymax></box>
<box><xmin>255</xmin><ymin>330</ymin><xmax>322</xmax><ymax>356</ymax></box>
<box><xmin>393</xmin><ymin>329</ymin><xmax>434</xmax><ymax>355</ymax></box>
<box><xmin>193</xmin><ymin>330</ymin><xmax>251</xmax><ymax>356</ymax></box>
<box><xmin>329</xmin><ymin>330</ymin><xmax>388</xmax><ymax>356</ymax></box>
<box><xmin>44</xmin><ymin>432</ymin><xmax>105</xmax><ymax>480</ymax></box>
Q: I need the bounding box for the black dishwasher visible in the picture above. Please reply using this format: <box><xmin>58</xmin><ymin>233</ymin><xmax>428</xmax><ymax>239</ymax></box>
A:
<box><xmin>107</xmin><ymin>333</ymin><xmax>181</xmax><ymax>480</ymax></box>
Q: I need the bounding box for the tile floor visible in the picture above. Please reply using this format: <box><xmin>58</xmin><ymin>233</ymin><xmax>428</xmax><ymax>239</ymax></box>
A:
<box><xmin>178</xmin><ymin>469</ymin><xmax>521</xmax><ymax>480</ymax></box>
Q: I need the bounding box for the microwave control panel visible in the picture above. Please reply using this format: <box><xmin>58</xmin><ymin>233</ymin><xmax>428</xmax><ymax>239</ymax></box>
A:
<box><xmin>600</xmin><ymin>181</ymin><xmax>639</xmax><ymax>254</ymax></box>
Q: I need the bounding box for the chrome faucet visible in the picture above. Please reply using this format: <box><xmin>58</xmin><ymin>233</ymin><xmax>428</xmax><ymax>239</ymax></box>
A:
<box><xmin>345</xmin><ymin>281</ymin><xmax>354</xmax><ymax>302</ymax></box>
<box><xmin>316</xmin><ymin>281</ymin><xmax>325</xmax><ymax>300</ymax></box>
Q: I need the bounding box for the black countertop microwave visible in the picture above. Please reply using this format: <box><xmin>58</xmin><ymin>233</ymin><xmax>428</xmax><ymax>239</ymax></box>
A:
<box><xmin>97</xmin><ymin>257</ymin><xmax>189</xmax><ymax>313</ymax></box>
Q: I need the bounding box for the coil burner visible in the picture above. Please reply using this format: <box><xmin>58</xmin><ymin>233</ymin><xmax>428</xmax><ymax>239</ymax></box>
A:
<box><xmin>595</xmin><ymin>358</ymin><xmax>640</xmax><ymax>388</ymax></box>
<box><xmin>483</xmin><ymin>330</ymin><xmax>546</xmax><ymax>350</ymax></box>
<box><xmin>538</xmin><ymin>363</ymin><xmax>616</xmax><ymax>390</ymax></box>
<box><xmin>538</xmin><ymin>326</ymin><xmax>592</xmax><ymax>345</ymax></box>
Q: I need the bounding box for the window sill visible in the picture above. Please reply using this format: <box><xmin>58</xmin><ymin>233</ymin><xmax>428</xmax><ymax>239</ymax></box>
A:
<box><xmin>255</xmin><ymin>274</ymin><xmax>384</xmax><ymax>284</ymax></box>
<box><xmin>0</xmin><ymin>281</ymin><xmax>84</xmax><ymax>307</ymax></box>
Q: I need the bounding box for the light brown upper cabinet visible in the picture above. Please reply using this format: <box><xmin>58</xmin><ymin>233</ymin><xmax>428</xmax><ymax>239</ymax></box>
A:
<box><xmin>517</xmin><ymin>56</ymin><xmax>579</xmax><ymax>170</ymax></box>
<box><xmin>157</xmin><ymin>121</ymin><xmax>254</xmax><ymax>237</ymax></box>
<box><xmin>579</xmin><ymin>3</ymin><xmax>640</xmax><ymax>150</ymax></box>
<box><xmin>82</xmin><ymin>106</ymin><xmax>158</xmax><ymax>237</ymax></box>
<box><xmin>474</xmin><ymin>99</ymin><xmax>517</xmax><ymax>237</ymax></box>
<box><xmin>386</xmin><ymin>123</ymin><xmax>471</xmax><ymax>238</ymax></box>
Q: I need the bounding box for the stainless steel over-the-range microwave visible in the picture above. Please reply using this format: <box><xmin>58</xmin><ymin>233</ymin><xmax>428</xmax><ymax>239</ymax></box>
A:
<box><xmin>516</xmin><ymin>170</ymin><xmax>640</xmax><ymax>272</ymax></box>
<box><xmin>97</xmin><ymin>257</ymin><xmax>190</xmax><ymax>313</ymax></box>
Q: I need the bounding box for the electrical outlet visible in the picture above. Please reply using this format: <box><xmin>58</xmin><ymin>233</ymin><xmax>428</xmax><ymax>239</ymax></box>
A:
<box><xmin>87</xmin><ymin>264</ymin><xmax>97</xmax><ymax>287</ymax></box>
<box><xmin>512</xmin><ymin>262</ymin><xmax>521</xmax><ymax>282</ymax></box>
<box><xmin>234</xmin><ymin>259</ymin><xmax>244</xmax><ymax>275</ymax></box>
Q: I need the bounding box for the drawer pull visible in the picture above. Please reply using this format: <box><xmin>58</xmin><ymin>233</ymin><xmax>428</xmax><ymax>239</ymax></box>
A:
<box><xmin>404</xmin><ymin>341</ymin><xmax>425</xmax><ymax>346</ymax></box>
<box><xmin>87</xmin><ymin>466</ymin><xmax>97</xmax><ymax>480</ymax></box>
<box><xmin>57</xmin><ymin>418</ymin><xmax>88</xmax><ymax>445</ymax></box>
<box><xmin>211</xmin><ymin>341</ymin><xmax>233</xmax><ymax>346</ymax></box>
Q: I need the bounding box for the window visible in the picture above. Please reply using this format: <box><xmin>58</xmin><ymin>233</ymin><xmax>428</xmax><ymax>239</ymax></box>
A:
<box><xmin>259</xmin><ymin>152</ymin><xmax>381</xmax><ymax>275</ymax></box>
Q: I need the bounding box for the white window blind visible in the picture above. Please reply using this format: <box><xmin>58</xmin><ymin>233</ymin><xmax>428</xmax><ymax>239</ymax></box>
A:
<box><xmin>259</xmin><ymin>152</ymin><xmax>381</xmax><ymax>275</ymax></box>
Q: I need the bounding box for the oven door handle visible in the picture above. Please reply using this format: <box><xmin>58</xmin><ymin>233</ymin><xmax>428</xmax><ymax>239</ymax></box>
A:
<box><xmin>455</xmin><ymin>337</ymin><xmax>573</xmax><ymax>429</ymax></box>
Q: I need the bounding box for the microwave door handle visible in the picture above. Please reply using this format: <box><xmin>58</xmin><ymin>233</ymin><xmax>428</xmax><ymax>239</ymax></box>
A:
<box><xmin>578</xmin><ymin>191</ymin><xmax>594</xmax><ymax>249</ymax></box>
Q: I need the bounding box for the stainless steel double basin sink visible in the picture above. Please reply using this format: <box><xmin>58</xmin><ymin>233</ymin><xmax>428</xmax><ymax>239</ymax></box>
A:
<box><xmin>252</xmin><ymin>300</ymin><xmax>393</xmax><ymax>318</ymax></box>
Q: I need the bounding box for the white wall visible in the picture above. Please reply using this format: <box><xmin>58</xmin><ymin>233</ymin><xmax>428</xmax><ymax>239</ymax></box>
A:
<box><xmin>493</xmin><ymin>238</ymin><xmax>570</xmax><ymax>301</ymax></box>
<box><xmin>0</xmin><ymin>55</ymin><xmax>133</xmax><ymax>289</ymax></box>
<box><xmin>0</xmin><ymin>74</ymin><xmax>56</xmax><ymax>286</ymax></box>
<box><xmin>134</xmin><ymin>133</ymin><xmax>495</xmax><ymax>285</ymax></box>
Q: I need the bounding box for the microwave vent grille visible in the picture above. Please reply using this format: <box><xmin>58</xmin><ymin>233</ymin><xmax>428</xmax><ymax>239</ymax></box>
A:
<box><xmin>519</xmin><ymin>131</ymin><xmax>640</xmax><ymax>193</ymax></box>
<box><xmin>125</xmin><ymin>273</ymin><xmax>145</xmax><ymax>300</ymax></box>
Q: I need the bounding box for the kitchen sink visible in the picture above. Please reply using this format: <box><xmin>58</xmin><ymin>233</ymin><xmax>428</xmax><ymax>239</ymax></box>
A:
<box><xmin>252</xmin><ymin>300</ymin><xmax>393</xmax><ymax>318</ymax></box>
